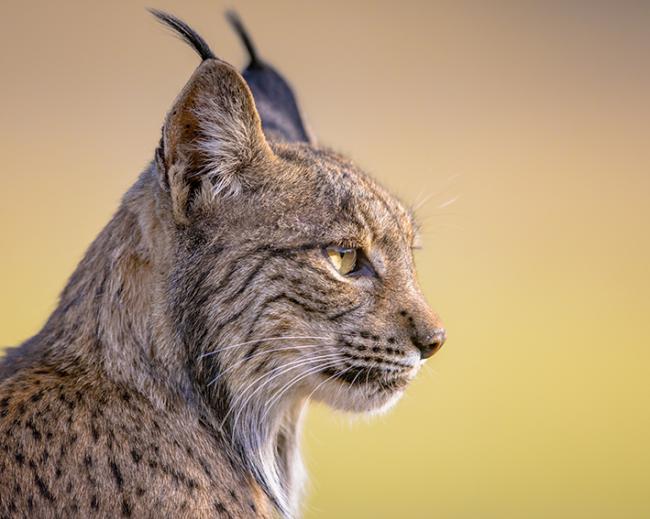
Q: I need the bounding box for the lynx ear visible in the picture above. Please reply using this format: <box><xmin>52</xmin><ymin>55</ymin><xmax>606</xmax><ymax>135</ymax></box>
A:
<box><xmin>158</xmin><ymin>58</ymin><xmax>274</xmax><ymax>222</ymax></box>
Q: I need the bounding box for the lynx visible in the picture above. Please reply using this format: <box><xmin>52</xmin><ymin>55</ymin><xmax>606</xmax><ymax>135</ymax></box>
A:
<box><xmin>0</xmin><ymin>10</ymin><xmax>446</xmax><ymax>518</ymax></box>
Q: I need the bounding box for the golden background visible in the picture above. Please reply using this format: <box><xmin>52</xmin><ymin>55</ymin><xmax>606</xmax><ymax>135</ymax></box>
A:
<box><xmin>1</xmin><ymin>1</ymin><xmax>648</xmax><ymax>517</ymax></box>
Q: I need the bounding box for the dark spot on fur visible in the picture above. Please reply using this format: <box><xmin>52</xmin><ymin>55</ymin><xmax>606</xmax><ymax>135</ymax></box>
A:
<box><xmin>35</xmin><ymin>475</ymin><xmax>55</xmax><ymax>501</ymax></box>
<box><xmin>58</xmin><ymin>443</ymin><xmax>67</xmax><ymax>460</ymax></box>
<box><xmin>214</xmin><ymin>501</ymin><xmax>231</xmax><ymax>517</ymax></box>
<box><xmin>130</xmin><ymin>449</ymin><xmax>142</xmax><ymax>464</ymax></box>
<box><xmin>110</xmin><ymin>460</ymin><xmax>124</xmax><ymax>489</ymax></box>
<box><xmin>26</xmin><ymin>418</ymin><xmax>42</xmax><ymax>441</ymax></box>
<box><xmin>15</xmin><ymin>452</ymin><xmax>24</xmax><ymax>466</ymax></box>
<box><xmin>199</xmin><ymin>458</ymin><xmax>212</xmax><ymax>478</ymax></box>
<box><xmin>91</xmin><ymin>495</ymin><xmax>99</xmax><ymax>510</ymax></box>
<box><xmin>122</xmin><ymin>498</ymin><xmax>132</xmax><ymax>517</ymax></box>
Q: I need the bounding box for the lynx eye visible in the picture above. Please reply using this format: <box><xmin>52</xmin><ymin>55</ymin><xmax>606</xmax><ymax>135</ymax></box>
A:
<box><xmin>323</xmin><ymin>246</ymin><xmax>376</xmax><ymax>278</ymax></box>
<box><xmin>326</xmin><ymin>247</ymin><xmax>357</xmax><ymax>275</ymax></box>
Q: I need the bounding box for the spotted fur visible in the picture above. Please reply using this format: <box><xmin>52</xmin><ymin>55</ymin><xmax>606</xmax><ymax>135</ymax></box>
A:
<box><xmin>0</xmin><ymin>11</ymin><xmax>445</xmax><ymax>518</ymax></box>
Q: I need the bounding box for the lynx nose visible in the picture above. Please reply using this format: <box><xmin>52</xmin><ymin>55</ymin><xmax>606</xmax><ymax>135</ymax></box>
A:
<box><xmin>414</xmin><ymin>328</ymin><xmax>446</xmax><ymax>359</ymax></box>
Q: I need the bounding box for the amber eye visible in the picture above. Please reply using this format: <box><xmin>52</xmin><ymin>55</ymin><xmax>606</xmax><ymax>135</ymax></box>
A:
<box><xmin>325</xmin><ymin>247</ymin><xmax>358</xmax><ymax>276</ymax></box>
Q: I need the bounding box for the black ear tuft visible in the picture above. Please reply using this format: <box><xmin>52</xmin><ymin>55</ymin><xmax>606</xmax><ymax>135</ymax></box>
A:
<box><xmin>225</xmin><ymin>10</ymin><xmax>261</xmax><ymax>69</ymax></box>
<box><xmin>226</xmin><ymin>11</ymin><xmax>313</xmax><ymax>144</ymax></box>
<box><xmin>149</xmin><ymin>9</ymin><xmax>216</xmax><ymax>61</ymax></box>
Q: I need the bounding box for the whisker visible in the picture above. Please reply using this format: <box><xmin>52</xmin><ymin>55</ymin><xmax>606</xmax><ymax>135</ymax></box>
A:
<box><xmin>206</xmin><ymin>343</ymin><xmax>337</xmax><ymax>387</ymax></box>
<box><xmin>230</xmin><ymin>357</ymin><xmax>342</xmax><ymax>441</ymax></box>
<box><xmin>262</xmin><ymin>361</ymin><xmax>337</xmax><ymax>419</ymax></box>
<box><xmin>199</xmin><ymin>335</ymin><xmax>330</xmax><ymax>359</ymax></box>
<box><xmin>222</xmin><ymin>353</ymin><xmax>341</xmax><ymax>430</ymax></box>
<box><xmin>260</xmin><ymin>360</ymin><xmax>342</xmax><ymax>423</ymax></box>
<box><xmin>305</xmin><ymin>364</ymin><xmax>354</xmax><ymax>403</ymax></box>
<box><xmin>411</xmin><ymin>191</ymin><xmax>436</xmax><ymax>212</ymax></box>
<box><xmin>437</xmin><ymin>194</ymin><xmax>460</xmax><ymax>209</ymax></box>
<box><xmin>410</xmin><ymin>172</ymin><xmax>462</xmax><ymax>214</ymax></box>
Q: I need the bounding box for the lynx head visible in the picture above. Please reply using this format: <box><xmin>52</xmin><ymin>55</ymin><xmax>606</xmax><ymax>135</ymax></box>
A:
<box><xmin>148</xmin><ymin>12</ymin><xmax>446</xmax><ymax>420</ymax></box>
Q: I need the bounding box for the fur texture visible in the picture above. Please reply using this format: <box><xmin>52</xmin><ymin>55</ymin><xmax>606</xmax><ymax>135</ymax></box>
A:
<box><xmin>0</xmin><ymin>11</ymin><xmax>445</xmax><ymax>519</ymax></box>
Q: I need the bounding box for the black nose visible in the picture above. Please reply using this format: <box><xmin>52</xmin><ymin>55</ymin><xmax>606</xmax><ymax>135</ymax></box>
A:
<box><xmin>414</xmin><ymin>328</ymin><xmax>446</xmax><ymax>359</ymax></box>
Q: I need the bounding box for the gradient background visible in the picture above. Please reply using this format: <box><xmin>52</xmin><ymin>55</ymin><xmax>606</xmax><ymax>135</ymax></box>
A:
<box><xmin>1</xmin><ymin>1</ymin><xmax>649</xmax><ymax>518</ymax></box>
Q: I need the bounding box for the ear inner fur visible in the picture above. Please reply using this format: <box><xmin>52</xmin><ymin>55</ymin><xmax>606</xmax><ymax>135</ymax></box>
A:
<box><xmin>161</xmin><ymin>59</ymin><xmax>275</xmax><ymax>221</ymax></box>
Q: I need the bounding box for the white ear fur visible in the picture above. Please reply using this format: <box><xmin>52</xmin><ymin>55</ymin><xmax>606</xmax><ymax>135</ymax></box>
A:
<box><xmin>191</xmin><ymin>95</ymin><xmax>262</xmax><ymax>198</ymax></box>
<box><xmin>160</xmin><ymin>59</ymin><xmax>273</xmax><ymax>219</ymax></box>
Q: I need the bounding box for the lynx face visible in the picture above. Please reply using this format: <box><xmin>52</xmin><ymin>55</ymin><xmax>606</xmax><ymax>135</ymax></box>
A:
<box><xmin>163</xmin><ymin>96</ymin><xmax>445</xmax><ymax>426</ymax></box>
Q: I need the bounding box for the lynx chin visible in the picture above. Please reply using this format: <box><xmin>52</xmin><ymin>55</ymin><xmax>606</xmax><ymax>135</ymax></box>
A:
<box><xmin>0</xmin><ymin>10</ymin><xmax>446</xmax><ymax>519</ymax></box>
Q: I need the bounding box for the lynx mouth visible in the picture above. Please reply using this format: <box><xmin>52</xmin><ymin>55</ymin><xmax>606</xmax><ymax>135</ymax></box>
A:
<box><xmin>322</xmin><ymin>365</ymin><xmax>411</xmax><ymax>393</ymax></box>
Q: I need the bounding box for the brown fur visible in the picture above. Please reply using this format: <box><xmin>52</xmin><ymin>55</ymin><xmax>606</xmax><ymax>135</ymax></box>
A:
<box><xmin>0</xmin><ymin>14</ymin><xmax>444</xmax><ymax>519</ymax></box>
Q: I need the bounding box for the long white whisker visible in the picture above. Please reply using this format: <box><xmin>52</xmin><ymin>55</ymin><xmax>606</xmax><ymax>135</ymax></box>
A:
<box><xmin>231</xmin><ymin>354</ymin><xmax>341</xmax><ymax>418</ymax></box>
<box><xmin>206</xmin><ymin>343</ymin><xmax>336</xmax><ymax>387</ymax></box>
<box><xmin>229</xmin><ymin>356</ymin><xmax>342</xmax><ymax>441</ymax></box>
<box><xmin>412</xmin><ymin>191</ymin><xmax>436</xmax><ymax>212</ymax></box>
<box><xmin>437</xmin><ymin>194</ymin><xmax>460</xmax><ymax>209</ymax></box>
<box><xmin>222</xmin><ymin>353</ymin><xmax>341</xmax><ymax>430</ymax></box>
<box><xmin>262</xmin><ymin>360</ymin><xmax>338</xmax><ymax>422</ymax></box>
<box><xmin>259</xmin><ymin>360</ymin><xmax>342</xmax><ymax>424</ymax></box>
<box><xmin>305</xmin><ymin>365</ymin><xmax>353</xmax><ymax>403</ymax></box>
<box><xmin>199</xmin><ymin>335</ymin><xmax>330</xmax><ymax>359</ymax></box>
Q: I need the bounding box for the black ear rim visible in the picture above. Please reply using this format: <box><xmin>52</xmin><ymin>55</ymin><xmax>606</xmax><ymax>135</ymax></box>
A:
<box><xmin>149</xmin><ymin>8</ymin><xmax>216</xmax><ymax>61</ymax></box>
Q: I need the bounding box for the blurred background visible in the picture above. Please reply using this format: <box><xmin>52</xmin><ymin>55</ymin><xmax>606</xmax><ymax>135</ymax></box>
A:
<box><xmin>1</xmin><ymin>1</ymin><xmax>648</xmax><ymax>517</ymax></box>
